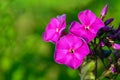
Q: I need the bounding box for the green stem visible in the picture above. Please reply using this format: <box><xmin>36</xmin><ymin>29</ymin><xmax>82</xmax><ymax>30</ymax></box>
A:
<box><xmin>95</xmin><ymin>56</ymin><xmax>97</xmax><ymax>80</ymax></box>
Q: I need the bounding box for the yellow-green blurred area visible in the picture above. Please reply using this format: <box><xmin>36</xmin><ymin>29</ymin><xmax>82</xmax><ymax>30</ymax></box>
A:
<box><xmin>0</xmin><ymin>0</ymin><xmax>120</xmax><ymax>80</ymax></box>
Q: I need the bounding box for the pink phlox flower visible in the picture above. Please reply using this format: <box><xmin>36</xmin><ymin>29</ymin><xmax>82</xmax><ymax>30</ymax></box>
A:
<box><xmin>43</xmin><ymin>14</ymin><xmax>66</xmax><ymax>43</ymax></box>
<box><xmin>54</xmin><ymin>34</ymin><xmax>90</xmax><ymax>69</ymax></box>
<box><xmin>112</xmin><ymin>43</ymin><xmax>120</xmax><ymax>50</ymax></box>
<box><xmin>70</xmin><ymin>10</ymin><xmax>104</xmax><ymax>42</ymax></box>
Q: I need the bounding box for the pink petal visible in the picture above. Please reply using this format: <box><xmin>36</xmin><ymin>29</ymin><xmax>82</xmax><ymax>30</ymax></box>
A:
<box><xmin>71</xmin><ymin>56</ymin><xmax>83</xmax><ymax>69</ymax></box>
<box><xmin>112</xmin><ymin>43</ymin><xmax>120</xmax><ymax>50</ymax></box>
<box><xmin>78</xmin><ymin>10</ymin><xmax>96</xmax><ymax>26</ymax></box>
<box><xmin>69</xmin><ymin>21</ymin><xmax>96</xmax><ymax>42</ymax></box>
<box><xmin>46</xmin><ymin>18</ymin><xmax>59</xmax><ymax>30</ymax></box>
<box><xmin>63</xmin><ymin>54</ymin><xmax>73</xmax><ymax>67</ymax></box>
<box><xmin>65</xmin><ymin>54</ymin><xmax>83</xmax><ymax>69</ymax></box>
<box><xmin>57</xmin><ymin>14</ymin><xmax>66</xmax><ymax>22</ymax></box>
<box><xmin>90</xmin><ymin>18</ymin><xmax>104</xmax><ymax>34</ymax></box>
<box><xmin>57</xmin><ymin>14</ymin><xmax>66</xmax><ymax>28</ymax></box>
<box><xmin>61</xmin><ymin>53</ymin><xmax>83</xmax><ymax>69</ymax></box>
<box><xmin>54</xmin><ymin>49</ymin><xmax>68</xmax><ymax>63</ymax></box>
<box><xmin>56</xmin><ymin>36</ymin><xmax>70</xmax><ymax>49</ymax></box>
<box><xmin>65</xmin><ymin>33</ymin><xmax>83</xmax><ymax>48</ymax></box>
<box><xmin>75</xmin><ymin>40</ymin><xmax>90</xmax><ymax>59</ymax></box>
<box><xmin>84</xmin><ymin>30</ymin><xmax>96</xmax><ymax>42</ymax></box>
<box><xmin>43</xmin><ymin>29</ymin><xmax>55</xmax><ymax>42</ymax></box>
<box><xmin>51</xmin><ymin>34</ymin><xmax>60</xmax><ymax>43</ymax></box>
<box><xmin>69</xmin><ymin>21</ymin><xmax>84</xmax><ymax>37</ymax></box>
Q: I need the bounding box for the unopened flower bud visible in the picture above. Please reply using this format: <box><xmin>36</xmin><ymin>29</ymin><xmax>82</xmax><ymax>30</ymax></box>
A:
<box><xmin>116</xmin><ymin>25</ymin><xmax>120</xmax><ymax>32</ymax></box>
<box><xmin>101</xmin><ymin>4</ymin><xmax>108</xmax><ymax>18</ymax></box>
<box><xmin>112</xmin><ymin>43</ymin><xmax>120</xmax><ymax>50</ymax></box>
<box><xmin>104</xmin><ymin>18</ymin><xmax>114</xmax><ymax>25</ymax></box>
<box><xmin>100</xmin><ymin>41</ymin><xmax>105</xmax><ymax>47</ymax></box>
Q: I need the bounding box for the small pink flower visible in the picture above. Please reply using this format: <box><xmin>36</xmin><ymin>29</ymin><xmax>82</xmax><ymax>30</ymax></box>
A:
<box><xmin>54</xmin><ymin>34</ymin><xmax>90</xmax><ymax>69</ymax></box>
<box><xmin>112</xmin><ymin>43</ymin><xmax>120</xmax><ymax>50</ymax></box>
<box><xmin>70</xmin><ymin>10</ymin><xmax>104</xmax><ymax>42</ymax></box>
<box><xmin>43</xmin><ymin>14</ymin><xmax>66</xmax><ymax>43</ymax></box>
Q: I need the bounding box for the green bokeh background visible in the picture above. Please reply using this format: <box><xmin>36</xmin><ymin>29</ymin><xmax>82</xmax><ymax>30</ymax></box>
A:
<box><xmin>0</xmin><ymin>0</ymin><xmax>120</xmax><ymax>80</ymax></box>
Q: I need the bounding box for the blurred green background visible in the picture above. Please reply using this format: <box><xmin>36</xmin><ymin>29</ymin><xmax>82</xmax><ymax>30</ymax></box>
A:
<box><xmin>0</xmin><ymin>0</ymin><xmax>120</xmax><ymax>80</ymax></box>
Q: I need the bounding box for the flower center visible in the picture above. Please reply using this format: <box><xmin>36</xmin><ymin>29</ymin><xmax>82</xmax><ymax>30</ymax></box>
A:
<box><xmin>69</xmin><ymin>48</ymin><xmax>74</xmax><ymax>54</ymax></box>
<box><xmin>56</xmin><ymin>28</ymin><xmax>59</xmax><ymax>33</ymax></box>
<box><xmin>85</xmin><ymin>26</ymin><xmax>90</xmax><ymax>30</ymax></box>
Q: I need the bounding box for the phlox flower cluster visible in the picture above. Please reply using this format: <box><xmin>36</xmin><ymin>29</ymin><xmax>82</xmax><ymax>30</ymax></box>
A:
<box><xmin>42</xmin><ymin>5</ymin><xmax>120</xmax><ymax>71</ymax></box>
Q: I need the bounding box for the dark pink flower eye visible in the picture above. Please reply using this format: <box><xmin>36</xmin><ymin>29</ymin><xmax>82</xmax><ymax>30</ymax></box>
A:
<box><xmin>85</xmin><ymin>26</ymin><xmax>90</xmax><ymax>30</ymax></box>
<box><xmin>55</xmin><ymin>27</ymin><xmax>60</xmax><ymax>33</ymax></box>
<box><xmin>69</xmin><ymin>48</ymin><xmax>74</xmax><ymax>53</ymax></box>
